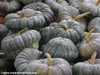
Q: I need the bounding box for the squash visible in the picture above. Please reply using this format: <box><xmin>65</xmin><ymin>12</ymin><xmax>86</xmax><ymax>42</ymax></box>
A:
<box><xmin>72</xmin><ymin>51</ymin><xmax>100</xmax><ymax>75</ymax></box>
<box><xmin>0</xmin><ymin>58</ymin><xmax>6</xmax><ymax>72</ymax></box>
<box><xmin>14</xmin><ymin>51</ymin><xmax>72</xmax><ymax>75</ymax></box>
<box><xmin>5</xmin><ymin>9</ymin><xmax>46</xmax><ymax>33</ymax></box>
<box><xmin>41</xmin><ymin>37</ymin><xmax>79</xmax><ymax>62</ymax></box>
<box><xmin>78</xmin><ymin>29</ymin><xmax>100</xmax><ymax>59</ymax></box>
<box><xmin>88</xmin><ymin>17</ymin><xmax>100</xmax><ymax>33</ymax></box>
<box><xmin>23</xmin><ymin>2</ymin><xmax>54</xmax><ymax>24</ymax></box>
<box><xmin>0</xmin><ymin>0</ymin><xmax>21</xmax><ymax>17</ymax></box>
<box><xmin>1</xmin><ymin>28</ymin><xmax>41</xmax><ymax>60</ymax></box>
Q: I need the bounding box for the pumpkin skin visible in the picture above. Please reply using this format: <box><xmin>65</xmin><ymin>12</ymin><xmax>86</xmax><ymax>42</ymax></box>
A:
<box><xmin>14</xmin><ymin>50</ymin><xmax>72</xmax><ymax>75</ymax></box>
<box><xmin>5</xmin><ymin>9</ymin><xmax>46</xmax><ymax>33</ymax></box>
<box><xmin>0</xmin><ymin>0</ymin><xmax>21</xmax><ymax>17</ymax></box>
<box><xmin>58</xmin><ymin>6</ymin><xmax>87</xmax><ymax>30</ymax></box>
<box><xmin>88</xmin><ymin>17</ymin><xmax>100</xmax><ymax>33</ymax></box>
<box><xmin>1</xmin><ymin>29</ymin><xmax>41</xmax><ymax>60</ymax></box>
<box><xmin>23</xmin><ymin>2</ymin><xmax>54</xmax><ymax>24</ymax></box>
<box><xmin>41</xmin><ymin>37</ymin><xmax>79</xmax><ymax>62</ymax></box>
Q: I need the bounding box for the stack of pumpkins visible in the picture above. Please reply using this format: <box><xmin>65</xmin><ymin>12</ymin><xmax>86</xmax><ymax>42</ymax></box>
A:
<box><xmin>1</xmin><ymin>0</ymin><xmax>100</xmax><ymax>75</ymax></box>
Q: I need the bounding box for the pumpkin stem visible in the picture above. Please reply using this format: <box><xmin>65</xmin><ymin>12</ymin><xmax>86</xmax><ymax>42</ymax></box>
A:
<box><xmin>17</xmin><ymin>28</ymin><xmax>28</xmax><ymax>36</ymax></box>
<box><xmin>96</xmin><ymin>0</ymin><xmax>100</xmax><ymax>6</ymax></box>
<box><xmin>21</xmin><ymin>11</ymin><xmax>26</xmax><ymax>18</ymax></box>
<box><xmin>36</xmin><ymin>7</ymin><xmax>40</xmax><ymax>11</ymax></box>
<box><xmin>59</xmin><ymin>23</ymin><xmax>69</xmax><ymax>30</ymax></box>
<box><xmin>45</xmin><ymin>53</ymin><xmax>52</xmax><ymax>66</ymax></box>
<box><xmin>72</xmin><ymin>12</ymin><xmax>90</xmax><ymax>20</ymax></box>
<box><xmin>88</xmin><ymin>51</ymin><xmax>97</xmax><ymax>64</ymax></box>
<box><xmin>85</xmin><ymin>29</ymin><xmax>94</xmax><ymax>43</ymax></box>
<box><xmin>4</xmin><ymin>0</ymin><xmax>7</xmax><ymax>2</ymax></box>
<box><xmin>0</xmin><ymin>52</ymin><xmax>4</xmax><ymax>56</ymax></box>
<box><xmin>57</xmin><ymin>0</ymin><xmax>61</xmax><ymax>3</ymax></box>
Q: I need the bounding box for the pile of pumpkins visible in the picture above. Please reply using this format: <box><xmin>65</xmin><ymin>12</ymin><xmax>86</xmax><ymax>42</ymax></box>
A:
<box><xmin>1</xmin><ymin>0</ymin><xmax>100</xmax><ymax>75</ymax></box>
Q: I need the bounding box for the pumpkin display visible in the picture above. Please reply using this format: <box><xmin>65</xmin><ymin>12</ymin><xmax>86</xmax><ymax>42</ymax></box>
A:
<box><xmin>23</xmin><ymin>2</ymin><xmax>54</xmax><ymax>24</ymax></box>
<box><xmin>58</xmin><ymin>6</ymin><xmax>88</xmax><ymax>30</ymax></box>
<box><xmin>5</xmin><ymin>9</ymin><xmax>46</xmax><ymax>33</ymax></box>
<box><xmin>41</xmin><ymin>37</ymin><xmax>79</xmax><ymax>62</ymax></box>
<box><xmin>0</xmin><ymin>0</ymin><xmax>21</xmax><ymax>17</ymax></box>
<box><xmin>1</xmin><ymin>28</ymin><xmax>41</xmax><ymax>60</ymax></box>
<box><xmin>79</xmin><ymin>0</ymin><xmax>100</xmax><ymax>19</ymax></box>
<box><xmin>45</xmin><ymin>0</ymin><xmax>69</xmax><ymax>15</ymax></box>
<box><xmin>88</xmin><ymin>17</ymin><xmax>100</xmax><ymax>33</ymax></box>
<box><xmin>72</xmin><ymin>51</ymin><xmax>100</xmax><ymax>75</ymax></box>
<box><xmin>15</xmin><ymin>51</ymin><xmax>72</xmax><ymax>75</ymax></box>
<box><xmin>78</xmin><ymin>29</ymin><xmax>100</xmax><ymax>59</ymax></box>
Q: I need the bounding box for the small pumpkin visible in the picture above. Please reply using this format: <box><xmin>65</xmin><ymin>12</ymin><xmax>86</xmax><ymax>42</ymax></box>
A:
<box><xmin>0</xmin><ymin>58</ymin><xmax>6</xmax><ymax>72</ymax></box>
<box><xmin>5</xmin><ymin>9</ymin><xmax>46</xmax><ymax>33</ymax></box>
<box><xmin>78</xmin><ymin>29</ymin><xmax>100</xmax><ymax>59</ymax></box>
<box><xmin>1</xmin><ymin>28</ymin><xmax>41</xmax><ymax>60</ymax></box>
<box><xmin>41</xmin><ymin>37</ymin><xmax>79</xmax><ymax>62</ymax></box>
<box><xmin>14</xmin><ymin>51</ymin><xmax>72</xmax><ymax>75</ymax></box>
<box><xmin>23</xmin><ymin>2</ymin><xmax>54</xmax><ymax>24</ymax></box>
<box><xmin>88</xmin><ymin>17</ymin><xmax>100</xmax><ymax>33</ymax></box>
<box><xmin>0</xmin><ymin>0</ymin><xmax>21</xmax><ymax>17</ymax></box>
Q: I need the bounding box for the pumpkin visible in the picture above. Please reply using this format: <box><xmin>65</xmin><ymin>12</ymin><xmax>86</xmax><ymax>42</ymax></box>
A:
<box><xmin>45</xmin><ymin>0</ymin><xmax>69</xmax><ymax>15</ymax></box>
<box><xmin>23</xmin><ymin>2</ymin><xmax>54</xmax><ymax>24</ymax></box>
<box><xmin>78</xmin><ymin>29</ymin><xmax>100</xmax><ymax>59</ymax></box>
<box><xmin>0</xmin><ymin>58</ymin><xmax>6</xmax><ymax>72</ymax></box>
<box><xmin>79</xmin><ymin>0</ymin><xmax>100</xmax><ymax>19</ymax></box>
<box><xmin>0</xmin><ymin>24</ymin><xmax>8</xmax><ymax>44</ymax></box>
<box><xmin>1</xmin><ymin>28</ymin><xmax>41</xmax><ymax>60</ymax></box>
<box><xmin>41</xmin><ymin>37</ymin><xmax>79</xmax><ymax>62</ymax></box>
<box><xmin>14</xmin><ymin>51</ymin><xmax>72</xmax><ymax>75</ymax></box>
<box><xmin>51</xmin><ymin>20</ymin><xmax>84</xmax><ymax>44</ymax></box>
<box><xmin>72</xmin><ymin>51</ymin><xmax>100</xmax><ymax>75</ymax></box>
<box><xmin>18</xmin><ymin>0</ymin><xmax>42</xmax><ymax>5</ymax></box>
<box><xmin>5</xmin><ymin>9</ymin><xmax>46</xmax><ymax>33</ymax></box>
<box><xmin>88</xmin><ymin>17</ymin><xmax>100</xmax><ymax>33</ymax></box>
<box><xmin>0</xmin><ymin>0</ymin><xmax>21</xmax><ymax>17</ymax></box>
<box><xmin>58</xmin><ymin>6</ymin><xmax>88</xmax><ymax>30</ymax></box>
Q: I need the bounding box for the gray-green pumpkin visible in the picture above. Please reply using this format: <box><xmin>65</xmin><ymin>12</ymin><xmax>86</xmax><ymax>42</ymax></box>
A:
<box><xmin>0</xmin><ymin>0</ymin><xmax>21</xmax><ymax>17</ymax></box>
<box><xmin>5</xmin><ymin>9</ymin><xmax>46</xmax><ymax>33</ymax></box>
<box><xmin>41</xmin><ymin>37</ymin><xmax>79</xmax><ymax>62</ymax></box>
<box><xmin>1</xmin><ymin>28</ymin><xmax>41</xmax><ymax>60</ymax></box>
<box><xmin>14</xmin><ymin>51</ymin><xmax>72</xmax><ymax>75</ymax></box>
<box><xmin>88</xmin><ymin>17</ymin><xmax>100</xmax><ymax>33</ymax></box>
<box><xmin>23</xmin><ymin>2</ymin><xmax>54</xmax><ymax>24</ymax></box>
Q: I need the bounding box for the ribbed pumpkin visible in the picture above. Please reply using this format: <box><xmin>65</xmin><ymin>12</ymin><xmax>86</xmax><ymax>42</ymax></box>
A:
<box><xmin>14</xmin><ymin>51</ymin><xmax>72</xmax><ymax>75</ymax></box>
<box><xmin>23</xmin><ymin>2</ymin><xmax>54</xmax><ymax>24</ymax></box>
<box><xmin>72</xmin><ymin>51</ymin><xmax>100</xmax><ymax>75</ymax></box>
<box><xmin>88</xmin><ymin>17</ymin><xmax>100</xmax><ymax>33</ymax></box>
<box><xmin>1</xmin><ymin>28</ymin><xmax>41</xmax><ymax>60</ymax></box>
<box><xmin>58</xmin><ymin>6</ymin><xmax>88</xmax><ymax>30</ymax></box>
<box><xmin>0</xmin><ymin>0</ymin><xmax>21</xmax><ymax>17</ymax></box>
<box><xmin>41</xmin><ymin>37</ymin><xmax>79</xmax><ymax>62</ymax></box>
<box><xmin>45</xmin><ymin>0</ymin><xmax>69</xmax><ymax>15</ymax></box>
<box><xmin>78</xmin><ymin>29</ymin><xmax>100</xmax><ymax>59</ymax></box>
<box><xmin>80</xmin><ymin>0</ymin><xmax>100</xmax><ymax>19</ymax></box>
<box><xmin>5</xmin><ymin>9</ymin><xmax>46</xmax><ymax>33</ymax></box>
<box><xmin>52</xmin><ymin>20</ymin><xmax>84</xmax><ymax>44</ymax></box>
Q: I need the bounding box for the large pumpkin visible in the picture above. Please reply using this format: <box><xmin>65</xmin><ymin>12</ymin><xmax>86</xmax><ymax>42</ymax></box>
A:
<box><xmin>0</xmin><ymin>0</ymin><xmax>21</xmax><ymax>17</ymax></box>
<box><xmin>1</xmin><ymin>28</ymin><xmax>41</xmax><ymax>60</ymax></box>
<box><xmin>14</xmin><ymin>51</ymin><xmax>72</xmax><ymax>75</ymax></box>
<box><xmin>5</xmin><ymin>9</ymin><xmax>46</xmax><ymax>33</ymax></box>
<box><xmin>41</xmin><ymin>37</ymin><xmax>79</xmax><ymax>62</ymax></box>
<box><xmin>23</xmin><ymin>2</ymin><xmax>54</xmax><ymax>24</ymax></box>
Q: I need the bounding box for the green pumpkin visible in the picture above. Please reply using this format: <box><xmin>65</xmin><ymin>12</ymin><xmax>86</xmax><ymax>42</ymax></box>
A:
<box><xmin>15</xmin><ymin>51</ymin><xmax>72</xmax><ymax>75</ymax></box>
<box><xmin>5</xmin><ymin>9</ymin><xmax>46</xmax><ymax>33</ymax></box>
<box><xmin>0</xmin><ymin>0</ymin><xmax>21</xmax><ymax>17</ymax></box>
<box><xmin>72</xmin><ymin>51</ymin><xmax>100</xmax><ymax>75</ymax></box>
<box><xmin>78</xmin><ymin>29</ymin><xmax>100</xmax><ymax>59</ymax></box>
<box><xmin>88</xmin><ymin>17</ymin><xmax>100</xmax><ymax>33</ymax></box>
<box><xmin>23</xmin><ymin>2</ymin><xmax>54</xmax><ymax>24</ymax></box>
<box><xmin>79</xmin><ymin>0</ymin><xmax>100</xmax><ymax>19</ymax></box>
<box><xmin>41</xmin><ymin>37</ymin><xmax>79</xmax><ymax>62</ymax></box>
<box><xmin>1</xmin><ymin>28</ymin><xmax>41</xmax><ymax>60</ymax></box>
<box><xmin>45</xmin><ymin>0</ymin><xmax>69</xmax><ymax>15</ymax></box>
